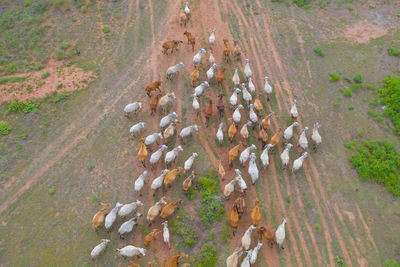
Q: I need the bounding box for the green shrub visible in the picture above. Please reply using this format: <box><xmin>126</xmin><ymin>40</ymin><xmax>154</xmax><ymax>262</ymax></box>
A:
<box><xmin>48</xmin><ymin>188</ymin><xmax>55</xmax><ymax>195</ymax></box>
<box><xmin>53</xmin><ymin>49</ymin><xmax>73</xmax><ymax>60</ymax></box>
<box><xmin>351</xmin><ymin>140</ymin><xmax>400</xmax><ymax>196</ymax></box>
<box><xmin>379</xmin><ymin>76</ymin><xmax>400</xmax><ymax>134</ymax></box>
<box><xmin>314</xmin><ymin>45</ymin><xmax>324</xmax><ymax>56</ymax></box>
<box><xmin>353</xmin><ymin>73</ymin><xmax>363</xmax><ymax>84</ymax></box>
<box><xmin>343</xmin><ymin>89</ymin><xmax>352</xmax><ymax>97</ymax></box>
<box><xmin>102</xmin><ymin>26</ymin><xmax>111</xmax><ymax>33</ymax></box>
<box><xmin>367</xmin><ymin>110</ymin><xmax>378</xmax><ymax>117</ymax></box>
<box><xmin>198</xmin><ymin>172</ymin><xmax>225</xmax><ymax>227</ymax></box>
<box><xmin>41</xmin><ymin>70</ymin><xmax>50</xmax><ymax>79</ymax></box>
<box><xmin>25</xmin><ymin>0</ymin><xmax>31</xmax><ymax>7</ymax></box>
<box><xmin>344</xmin><ymin>140</ymin><xmax>357</xmax><ymax>150</ymax></box>
<box><xmin>347</xmin><ymin>4</ymin><xmax>354</xmax><ymax>11</ymax></box>
<box><xmin>195</xmin><ymin>244</ymin><xmax>217</xmax><ymax>267</ymax></box>
<box><xmin>329</xmin><ymin>72</ymin><xmax>340</xmax><ymax>82</ymax></box>
<box><xmin>387</xmin><ymin>47</ymin><xmax>400</xmax><ymax>56</ymax></box>
<box><xmin>348</xmin><ymin>105</ymin><xmax>354</xmax><ymax>110</ymax></box>
<box><xmin>384</xmin><ymin>259</ymin><xmax>400</xmax><ymax>267</ymax></box>
<box><xmin>350</xmin><ymin>83</ymin><xmax>363</xmax><ymax>92</ymax></box>
<box><xmin>7</xmin><ymin>100</ymin><xmax>40</xmax><ymax>114</ymax></box>
<box><xmin>0</xmin><ymin>121</ymin><xmax>12</xmax><ymax>135</ymax></box>
<box><xmin>60</xmin><ymin>41</ymin><xmax>69</xmax><ymax>50</ymax></box>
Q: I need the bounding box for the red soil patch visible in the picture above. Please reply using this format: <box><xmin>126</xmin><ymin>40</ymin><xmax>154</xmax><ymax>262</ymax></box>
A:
<box><xmin>342</xmin><ymin>20</ymin><xmax>388</xmax><ymax>43</ymax></box>
<box><xmin>0</xmin><ymin>58</ymin><xmax>96</xmax><ymax>104</ymax></box>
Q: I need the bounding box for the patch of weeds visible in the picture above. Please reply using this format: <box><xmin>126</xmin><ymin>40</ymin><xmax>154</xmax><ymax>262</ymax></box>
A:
<box><xmin>293</xmin><ymin>0</ymin><xmax>311</xmax><ymax>8</ymax></box>
<box><xmin>26</xmin><ymin>85</ymin><xmax>32</xmax><ymax>93</ymax></box>
<box><xmin>350</xmin><ymin>84</ymin><xmax>363</xmax><ymax>92</ymax></box>
<box><xmin>187</xmin><ymin>186</ymin><xmax>197</xmax><ymax>200</ymax></box>
<box><xmin>114</xmin><ymin>13</ymin><xmax>122</xmax><ymax>19</ymax></box>
<box><xmin>197</xmin><ymin>171</ymin><xmax>225</xmax><ymax>227</ymax></box>
<box><xmin>315</xmin><ymin>223</ymin><xmax>322</xmax><ymax>233</ymax></box>
<box><xmin>314</xmin><ymin>45</ymin><xmax>324</xmax><ymax>56</ymax></box>
<box><xmin>51</xmin><ymin>92</ymin><xmax>70</xmax><ymax>103</ymax></box>
<box><xmin>367</xmin><ymin>110</ymin><xmax>378</xmax><ymax>117</ymax></box>
<box><xmin>286</xmin><ymin>117</ymin><xmax>294</xmax><ymax>126</ymax></box>
<box><xmin>219</xmin><ymin>220</ymin><xmax>231</xmax><ymax>244</ymax></box>
<box><xmin>57</xmin><ymin>83</ymin><xmax>63</xmax><ymax>89</ymax></box>
<box><xmin>370</xmin><ymin>97</ymin><xmax>379</xmax><ymax>106</ymax></box>
<box><xmin>374</xmin><ymin>116</ymin><xmax>384</xmax><ymax>122</ymax></box>
<box><xmin>329</xmin><ymin>72</ymin><xmax>340</xmax><ymax>82</ymax></box>
<box><xmin>37</xmin><ymin>81</ymin><xmax>45</xmax><ymax>87</ymax></box>
<box><xmin>0</xmin><ymin>121</ymin><xmax>12</xmax><ymax>136</ymax></box>
<box><xmin>195</xmin><ymin>244</ymin><xmax>217</xmax><ymax>267</ymax></box>
<box><xmin>0</xmin><ymin>76</ymin><xmax>26</xmax><ymax>84</ymax></box>
<box><xmin>342</xmin><ymin>76</ymin><xmax>351</xmax><ymax>83</ymax></box>
<box><xmin>344</xmin><ymin>140</ymin><xmax>357</xmax><ymax>150</ymax></box>
<box><xmin>102</xmin><ymin>26</ymin><xmax>111</xmax><ymax>33</ymax></box>
<box><xmin>353</xmin><ymin>73</ymin><xmax>363</xmax><ymax>84</ymax></box>
<box><xmin>285</xmin><ymin>195</ymin><xmax>291</xmax><ymax>203</ymax></box>
<box><xmin>53</xmin><ymin>49</ymin><xmax>73</xmax><ymax>61</ymax></box>
<box><xmin>348</xmin><ymin>105</ymin><xmax>354</xmax><ymax>111</ymax></box>
<box><xmin>48</xmin><ymin>188</ymin><xmax>55</xmax><ymax>195</ymax></box>
<box><xmin>7</xmin><ymin>100</ymin><xmax>40</xmax><ymax>114</ymax></box>
<box><xmin>60</xmin><ymin>41</ymin><xmax>69</xmax><ymax>50</ymax></box>
<box><xmin>343</xmin><ymin>89</ymin><xmax>352</xmax><ymax>97</ymax></box>
<box><xmin>387</xmin><ymin>47</ymin><xmax>400</xmax><ymax>56</ymax></box>
<box><xmin>347</xmin><ymin>4</ymin><xmax>354</xmax><ymax>11</ymax></box>
<box><xmin>334</xmin><ymin>102</ymin><xmax>340</xmax><ymax>107</ymax></box>
<box><xmin>351</xmin><ymin>140</ymin><xmax>400</xmax><ymax>196</ymax></box>
<box><xmin>25</xmin><ymin>0</ymin><xmax>31</xmax><ymax>7</ymax></box>
<box><xmin>41</xmin><ymin>70</ymin><xmax>50</xmax><ymax>79</ymax></box>
<box><xmin>378</xmin><ymin>76</ymin><xmax>400</xmax><ymax>134</ymax></box>
<box><xmin>20</xmin><ymin>133</ymin><xmax>27</xmax><ymax>140</ymax></box>
<box><xmin>88</xmin><ymin>163</ymin><xmax>95</xmax><ymax>171</ymax></box>
<box><xmin>384</xmin><ymin>260</ymin><xmax>400</xmax><ymax>267</ymax></box>
<box><xmin>90</xmin><ymin>195</ymin><xmax>98</xmax><ymax>204</ymax></box>
<box><xmin>169</xmin><ymin>209</ymin><xmax>198</xmax><ymax>248</ymax></box>
<box><xmin>335</xmin><ymin>255</ymin><xmax>348</xmax><ymax>266</ymax></box>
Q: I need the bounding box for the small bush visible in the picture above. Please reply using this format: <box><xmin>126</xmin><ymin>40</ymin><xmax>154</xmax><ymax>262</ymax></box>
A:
<box><xmin>314</xmin><ymin>45</ymin><xmax>324</xmax><ymax>56</ymax></box>
<box><xmin>387</xmin><ymin>47</ymin><xmax>400</xmax><ymax>57</ymax></box>
<box><xmin>350</xmin><ymin>84</ymin><xmax>363</xmax><ymax>92</ymax></box>
<box><xmin>8</xmin><ymin>100</ymin><xmax>40</xmax><ymax>114</ymax></box>
<box><xmin>0</xmin><ymin>76</ymin><xmax>26</xmax><ymax>84</ymax></box>
<box><xmin>347</xmin><ymin>4</ymin><xmax>354</xmax><ymax>11</ymax></box>
<box><xmin>48</xmin><ymin>188</ymin><xmax>55</xmax><ymax>195</ymax></box>
<box><xmin>114</xmin><ymin>13</ymin><xmax>122</xmax><ymax>19</ymax></box>
<box><xmin>353</xmin><ymin>73</ymin><xmax>363</xmax><ymax>84</ymax></box>
<box><xmin>329</xmin><ymin>72</ymin><xmax>340</xmax><ymax>82</ymax></box>
<box><xmin>41</xmin><ymin>70</ymin><xmax>50</xmax><ymax>79</ymax></box>
<box><xmin>343</xmin><ymin>76</ymin><xmax>351</xmax><ymax>83</ymax></box>
<box><xmin>367</xmin><ymin>110</ymin><xmax>379</xmax><ymax>117</ymax></box>
<box><xmin>195</xmin><ymin>244</ymin><xmax>217</xmax><ymax>267</ymax></box>
<box><xmin>0</xmin><ymin>122</ymin><xmax>12</xmax><ymax>136</ymax></box>
<box><xmin>348</xmin><ymin>105</ymin><xmax>354</xmax><ymax>110</ymax></box>
<box><xmin>351</xmin><ymin>140</ymin><xmax>400</xmax><ymax>196</ymax></box>
<box><xmin>343</xmin><ymin>89</ymin><xmax>352</xmax><ymax>97</ymax></box>
<box><xmin>344</xmin><ymin>140</ymin><xmax>357</xmax><ymax>150</ymax></box>
<box><xmin>25</xmin><ymin>0</ymin><xmax>31</xmax><ymax>6</ymax></box>
<box><xmin>60</xmin><ymin>41</ymin><xmax>69</xmax><ymax>50</ymax></box>
<box><xmin>102</xmin><ymin>26</ymin><xmax>111</xmax><ymax>33</ymax></box>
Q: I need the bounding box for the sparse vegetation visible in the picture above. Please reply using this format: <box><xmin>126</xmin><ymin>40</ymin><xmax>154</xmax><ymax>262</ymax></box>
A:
<box><xmin>0</xmin><ymin>121</ymin><xmax>12</xmax><ymax>136</ymax></box>
<box><xmin>0</xmin><ymin>76</ymin><xmax>26</xmax><ymax>85</ymax></box>
<box><xmin>343</xmin><ymin>76</ymin><xmax>351</xmax><ymax>83</ymax></box>
<box><xmin>51</xmin><ymin>92</ymin><xmax>70</xmax><ymax>103</ymax></box>
<box><xmin>314</xmin><ymin>45</ymin><xmax>324</xmax><ymax>56</ymax></box>
<box><xmin>348</xmin><ymin>105</ymin><xmax>354</xmax><ymax>111</ymax></box>
<box><xmin>48</xmin><ymin>188</ymin><xmax>55</xmax><ymax>195</ymax></box>
<box><xmin>378</xmin><ymin>76</ymin><xmax>400</xmax><ymax>134</ymax></box>
<box><xmin>293</xmin><ymin>0</ymin><xmax>311</xmax><ymax>8</ymax></box>
<box><xmin>7</xmin><ymin>100</ymin><xmax>40</xmax><ymax>114</ymax></box>
<box><xmin>351</xmin><ymin>140</ymin><xmax>400</xmax><ymax>197</ymax></box>
<box><xmin>329</xmin><ymin>72</ymin><xmax>340</xmax><ymax>82</ymax></box>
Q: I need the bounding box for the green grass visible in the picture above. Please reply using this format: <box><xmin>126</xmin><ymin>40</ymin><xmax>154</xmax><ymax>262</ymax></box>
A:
<box><xmin>351</xmin><ymin>140</ymin><xmax>400</xmax><ymax>197</ymax></box>
<box><xmin>293</xmin><ymin>0</ymin><xmax>311</xmax><ymax>8</ymax></box>
<box><xmin>329</xmin><ymin>72</ymin><xmax>340</xmax><ymax>82</ymax></box>
<box><xmin>348</xmin><ymin>105</ymin><xmax>354</xmax><ymax>111</ymax></box>
<box><xmin>0</xmin><ymin>121</ymin><xmax>12</xmax><ymax>135</ymax></box>
<box><xmin>387</xmin><ymin>47</ymin><xmax>400</xmax><ymax>56</ymax></box>
<box><xmin>378</xmin><ymin>76</ymin><xmax>400</xmax><ymax>134</ymax></box>
<box><xmin>197</xmin><ymin>171</ymin><xmax>225</xmax><ymax>227</ymax></box>
<box><xmin>51</xmin><ymin>92</ymin><xmax>70</xmax><ymax>103</ymax></box>
<box><xmin>314</xmin><ymin>45</ymin><xmax>324</xmax><ymax>56</ymax></box>
<box><xmin>7</xmin><ymin>100</ymin><xmax>40</xmax><ymax>114</ymax></box>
